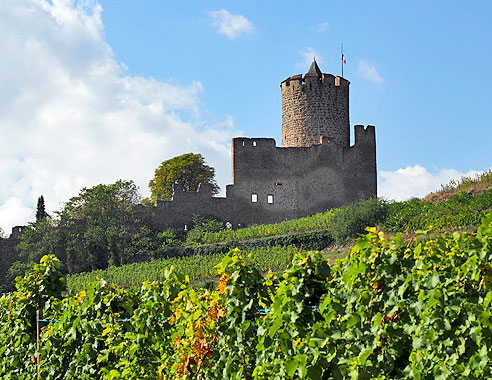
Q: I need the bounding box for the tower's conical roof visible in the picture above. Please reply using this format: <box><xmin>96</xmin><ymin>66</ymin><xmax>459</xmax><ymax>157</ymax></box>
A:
<box><xmin>305</xmin><ymin>59</ymin><xmax>322</xmax><ymax>77</ymax></box>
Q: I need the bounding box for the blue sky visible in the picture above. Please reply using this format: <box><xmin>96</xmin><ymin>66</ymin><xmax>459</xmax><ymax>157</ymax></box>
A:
<box><xmin>0</xmin><ymin>0</ymin><xmax>491</xmax><ymax>232</ymax></box>
<box><xmin>99</xmin><ymin>0</ymin><xmax>492</xmax><ymax>169</ymax></box>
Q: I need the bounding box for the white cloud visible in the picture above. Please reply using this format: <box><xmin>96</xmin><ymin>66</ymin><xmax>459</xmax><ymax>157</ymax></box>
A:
<box><xmin>297</xmin><ymin>47</ymin><xmax>323</xmax><ymax>69</ymax></box>
<box><xmin>316</xmin><ymin>22</ymin><xmax>330</xmax><ymax>32</ymax></box>
<box><xmin>378</xmin><ymin>165</ymin><xmax>483</xmax><ymax>201</ymax></box>
<box><xmin>357</xmin><ymin>60</ymin><xmax>384</xmax><ymax>84</ymax></box>
<box><xmin>209</xmin><ymin>9</ymin><xmax>254</xmax><ymax>39</ymax></box>
<box><xmin>0</xmin><ymin>0</ymin><xmax>240</xmax><ymax>232</ymax></box>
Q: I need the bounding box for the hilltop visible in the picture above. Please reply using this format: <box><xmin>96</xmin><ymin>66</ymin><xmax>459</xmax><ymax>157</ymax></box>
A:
<box><xmin>1</xmin><ymin>169</ymin><xmax>492</xmax><ymax>294</ymax></box>
<box><xmin>424</xmin><ymin>169</ymin><xmax>492</xmax><ymax>203</ymax></box>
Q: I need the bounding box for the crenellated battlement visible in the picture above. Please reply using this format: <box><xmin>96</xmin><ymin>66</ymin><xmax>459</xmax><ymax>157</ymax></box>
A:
<box><xmin>233</xmin><ymin>137</ymin><xmax>276</xmax><ymax>150</ymax></box>
<box><xmin>281</xmin><ymin>59</ymin><xmax>350</xmax><ymax>148</ymax></box>
<box><xmin>170</xmin><ymin>182</ymin><xmax>215</xmax><ymax>201</ymax></box>
<box><xmin>354</xmin><ymin>125</ymin><xmax>376</xmax><ymax>145</ymax></box>
<box><xmin>280</xmin><ymin>73</ymin><xmax>349</xmax><ymax>90</ymax></box>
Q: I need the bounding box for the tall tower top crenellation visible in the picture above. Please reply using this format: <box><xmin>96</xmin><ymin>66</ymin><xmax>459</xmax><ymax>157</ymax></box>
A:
<box><xmin>281</xmin><ymin>59</ymin><xmax>350</xmax><ymax>148</ymax></box>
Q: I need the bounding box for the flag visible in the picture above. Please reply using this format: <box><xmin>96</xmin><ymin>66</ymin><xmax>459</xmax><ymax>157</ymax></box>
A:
<box><xmin>342</xmin><ymin>54</ymin><xmax>346</xmax><ymax>64</ymax></box>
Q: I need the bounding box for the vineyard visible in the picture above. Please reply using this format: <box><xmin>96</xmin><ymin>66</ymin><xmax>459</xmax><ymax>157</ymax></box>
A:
<box><xmin>67</xmin><ymin>245</ymin><xmax>298</xmax><ymax>291</ymax></box>
<box><xmin>383</xmin><ymin>188</ymin><xmax>492</xmax><ymax>232</ymax></box>
<box><xmin>2</xmin><ymin>212</ymin><xmax>492</xmax><ymax>378</ymax></box>
<box><xmin>188</xmin><ymin>210</ymin><xmax>335</xmax><ymax>244</ymax></box>
<box><xmin>64</xmin><ymin>189</ymin><xmax>492</xmax><ymax>291</ymax></box>
<box><xmin>184</xmin><ymin>189</ymin><xmax>492</xmax><ymax>246</ymax></box>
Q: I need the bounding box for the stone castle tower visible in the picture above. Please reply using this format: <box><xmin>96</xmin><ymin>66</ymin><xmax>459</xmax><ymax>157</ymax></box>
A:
<box><xmin>281</xmin><ymin>59</ymin><xmax>350</xmax><ymax>148</ymax></box>
<box><xmin>154</xmin><ymin>60</ymin><xmax>377</xmax><ymax>229</ymax></box>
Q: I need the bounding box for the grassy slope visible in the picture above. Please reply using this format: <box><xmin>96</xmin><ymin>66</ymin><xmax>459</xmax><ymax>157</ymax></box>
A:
<box><xmin>424</xmin><ymin>169</ymin><xmax>492</xmax><ymax>203</ymax></box>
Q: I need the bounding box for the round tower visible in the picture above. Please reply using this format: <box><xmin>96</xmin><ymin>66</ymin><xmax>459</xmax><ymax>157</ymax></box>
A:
<box><xmin>281</xmin><ymin>59</ymin><xmax>350</xmax><ymax>148</ymax></box>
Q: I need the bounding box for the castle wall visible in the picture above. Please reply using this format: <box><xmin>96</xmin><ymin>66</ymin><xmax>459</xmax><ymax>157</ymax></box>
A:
<box><xmin>154</xmin><ymin>126</ymin><xmax>376</xmax><ymax>229</ymax></box>
<box><xmin>0</xmin><ymin>227</ymin><xmax>24</xmax><ymax>281</ymax></box>
<box><xmin>229</xmin><ymin>126</ymin><xmax>376</xmax><ymax>225</ymax></box>
<box><xmin>154</xmin><ymin>183</ymin><xmax>232</xmax><ymax>229</ymax></box>
<box><xmin>153</xmin><ymin>64</ymin><xmax>376</xmax><ymax>230</ymax></box>
<box><xmin>281</xmin><ymin>74</ymin><xmax>350</xmax><ymax>148</ymax></box>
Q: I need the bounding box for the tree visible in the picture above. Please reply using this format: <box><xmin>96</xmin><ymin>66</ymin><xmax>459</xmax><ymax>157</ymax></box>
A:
<box><xmin>59</xmin><ymin>180</ymin><xmax>148</xmax><ymax>272</ymax></box>
<box><xmin>36</xmin><ymin>195</ymin><xmax>48</xmax><ymax>222</ymax></box>
<box><xmin>148</xmin><ymin>153</ymin><xmax>219</xmax><ymax>203</ymax></box>
<box><xmin>14</xmin><ymin>180</ymin><xmax>158</xmax><ymax>276</ymax></box>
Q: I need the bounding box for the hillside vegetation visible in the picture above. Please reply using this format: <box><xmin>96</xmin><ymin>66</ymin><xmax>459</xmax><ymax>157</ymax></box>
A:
<box><xmin>66</xmin><ymin>172</ymin><xmax>492</xmax><ymax>291</ymax></box>
<box><xmin>2</xmin><ymin>212</ymin><xmax>492</xmax><ymax>378</ymax></box>
<box><xmin>4</xmin><ymin>170</ymin><xmax>491</xmax><ymax>295</ymax></box>
<box><xmin>424</xmin><ymin>168</ymin><xmax>492</xmax><ymax>203</ymax></box>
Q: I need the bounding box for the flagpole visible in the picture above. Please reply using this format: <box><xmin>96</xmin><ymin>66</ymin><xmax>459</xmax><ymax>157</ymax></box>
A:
<box><xmin>341</xmin><ymin>44</ymin><xmax>344</xmax><ymax>78</ymax></box>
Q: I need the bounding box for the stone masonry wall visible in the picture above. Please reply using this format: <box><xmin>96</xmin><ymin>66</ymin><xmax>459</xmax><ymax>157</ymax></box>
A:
<box><xmin>228</xmin><ymin>126</ymin><xmax>376</xmax><ymax>226</ymax></box>
<box><xmin>281</xmin><ymin>74</ymin><xmax>350</xmax><ymax>148</ymax></box>
<box><xmin>154</xmin><ymin>183</ymin><xmax>231</xmax><ymax>230</ymax></box>
<box><xmin>154</xmin><ymin>126</ymin><xmax>376</xmax><ymax>229</ymax></box>
<box><xmin>0</xmin><ymin>227</ymin><xmax>24</xmax><ymax>281</ymax></box>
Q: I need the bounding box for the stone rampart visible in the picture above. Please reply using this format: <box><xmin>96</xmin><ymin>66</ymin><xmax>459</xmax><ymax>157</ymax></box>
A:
<box><xmin>154</xmin><ymin>62</ymin><xmax>376</xmax><ymax>230</ymax></box>
<box><xmin>0</xmin><ymin>227</ymin><xmax>25</xmax><ymax>281</ymax></box>
<box><xmin>154</xmin><ymin>124</ymin><xmax>376</xmax><ymax>229</ymax></box>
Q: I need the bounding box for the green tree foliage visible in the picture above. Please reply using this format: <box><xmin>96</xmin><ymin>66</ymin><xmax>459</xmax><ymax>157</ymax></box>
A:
<box><xmin>36</xmin><ymin>195</ymin><xmax>48</xmax><ymax>222</ymax></box>
<box><xmin>148</xmin><ymin>153</ymin><xmax>219</xmax><ymax>202</ymax></box>
<box><xmin>15</xmin><ymin>219</ymin><xmax>65</xmax><ymax>266</ymax></box>
<box><xmin>58</xmin><ymin>180</ymin><xmax>152</xmax><ymax>272</ymax></box>
<box><xmin>14</xmin><ymin>180</ymin><xmax>157</xmax><ymax>278</ymax></box>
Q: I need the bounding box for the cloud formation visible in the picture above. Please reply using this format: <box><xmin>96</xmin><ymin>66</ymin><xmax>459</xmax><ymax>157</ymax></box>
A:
<box><xmin>316</xmin><ymin>22</ymin><xmax>330</xmax><ymax>32</ymax></box>
<box><xmin>0</xmin><ymin>0</ymin><xmax>239</xmax><ymax>233</ymax></box>
<box><xmin>357</xmin><ymin>60</ymin><xmax>384</xmax><ymax>84</ymax></box>
<box><xmin>378</xmin><ymin>165</ymin><xmax>483</xmax><ymax>201</ymax></box>
<box><xmin>209</xmin><ymin>9</ymin><xmax>254</xmax><ymax>39</ymax></box>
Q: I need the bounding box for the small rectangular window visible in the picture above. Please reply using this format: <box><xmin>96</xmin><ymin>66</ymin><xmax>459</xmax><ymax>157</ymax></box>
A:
<box><xmin>252</xmin><ymin>141</ymin><xmax>257</xmax><ymax>147</ymax></box>
<box><xmin>267</xmin><ymin>194</ymin><xmax>274</xmax><ymax>204</ymax></box>
<box><xmin>251</xmin><ymin>193</ymin><xmax>258</xmax><ymax>203</ymax></box>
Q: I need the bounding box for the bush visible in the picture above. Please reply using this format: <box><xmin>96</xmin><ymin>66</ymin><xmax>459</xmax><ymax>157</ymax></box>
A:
<box><xmin>329</xmin><ymin>197</ymin><xmax>388</xmax><ymax>244</ymax></box>
<box><xmin>185</xmin><ymin>215</ymin><xmax>225</xmax><ymax>246</ymax></box>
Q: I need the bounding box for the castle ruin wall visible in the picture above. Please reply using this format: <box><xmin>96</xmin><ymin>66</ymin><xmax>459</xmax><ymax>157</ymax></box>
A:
<box><xmin>154</xmin><ymin>125</ymin><xmax>376</xmax><ymax>229</ymax></box>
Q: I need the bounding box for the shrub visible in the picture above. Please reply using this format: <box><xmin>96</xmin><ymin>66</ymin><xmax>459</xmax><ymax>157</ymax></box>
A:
<box><xmin>329</xmin><ymin>197</ymin><xmax>388</xmax><ymax>244</ymax></box>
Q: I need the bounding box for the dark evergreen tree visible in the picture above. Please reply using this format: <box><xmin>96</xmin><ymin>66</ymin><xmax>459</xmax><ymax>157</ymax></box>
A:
<box><xmin>36</xmin><ymin>195</ymin><xmax>48</xmax><ymax>222</ymax></box>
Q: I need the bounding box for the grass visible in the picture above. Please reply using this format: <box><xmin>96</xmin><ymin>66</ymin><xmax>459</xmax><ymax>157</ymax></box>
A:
<box><xmin>424</xmin><ymin>168</ymin><xmax>492</xmax><ymax>203</ymax></box>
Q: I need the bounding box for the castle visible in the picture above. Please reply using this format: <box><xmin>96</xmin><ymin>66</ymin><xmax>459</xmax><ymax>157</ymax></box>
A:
<box><xmin>155</xmin><ymin>60</ymin><xmax>377</xmax><ymax>229</ymax></box>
